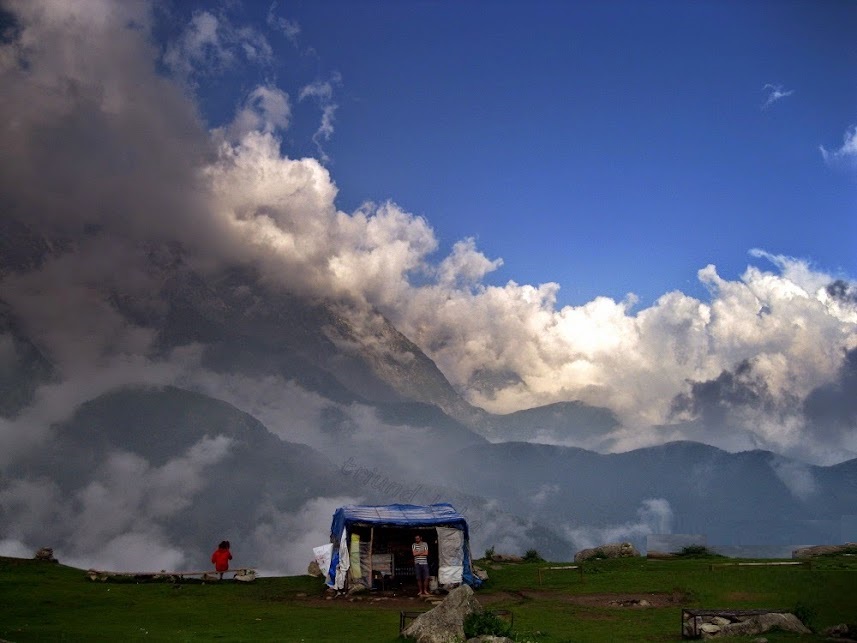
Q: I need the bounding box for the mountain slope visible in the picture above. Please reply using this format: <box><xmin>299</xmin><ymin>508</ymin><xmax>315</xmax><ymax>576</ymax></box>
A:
<box><xmin>0</xmin><ymin>299</ymin><xmax>55</xmax><ymax>416</ymax></box>
<box><xmin>484</xmin><ymin>400</ymin><xmax>620</xmax><ymax>444</ymax></box>
<box><xmin>3</xmin><ymin>386</ymin><xmax>349</xmax><ymax>572</ymax></box>
<box><xmin>444</xmin><ymin>440</ymin><xmax>854</xmax><ymax>547</ymax></box>
<box><xmin>146</xmin><ymin>262</ymin><xmax>487</xmax><ymax>426</ymax></box>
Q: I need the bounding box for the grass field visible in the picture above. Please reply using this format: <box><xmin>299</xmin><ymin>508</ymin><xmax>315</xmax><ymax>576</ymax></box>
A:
<box><xmin>2</xmin><ymin>554</ymin><xmax>856</xmax><ymax>642</ymax></box>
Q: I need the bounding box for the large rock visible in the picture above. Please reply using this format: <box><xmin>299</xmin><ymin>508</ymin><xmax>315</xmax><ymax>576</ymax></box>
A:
<box><xmin>574</xmin><ymin>542</ymin><xmax>640</xmax><ymax>562</ymax></box>
<box><xmin>233</xmin><ymin>569</ymin><xmax>256</xmax><ymax>582</ymax></box>
<box><xmin>699</xmin><ymin>623</ymin><xmax>721</xmax><ymax>636</ymax></box>
<box><xmin>686</xmin><ymin>611</ymin><xmax>811</xmax><ymax>639</ymax></box>
<box><xmin>792</xmin><ymin>542</ymin><xmax>857</xmax><ymax>558</ymax></box>
<box><xmin>489</xmin><ymin>554</ymin><xmax>522</xmax><ymax>563</ymax></box>
<box><xmin>822</xmin><ymin>623</ymin><xmax>857</xmax><ymax>640</ymax></box>
<box><xmin>402</xmin><ymin>584</ymin><xmax>482</xmax><ymax>643</ymax></box>
<box><xmin>720</xmin><ymin>613</ymin><xmax>810</xmax><ymax>637</ymax></box>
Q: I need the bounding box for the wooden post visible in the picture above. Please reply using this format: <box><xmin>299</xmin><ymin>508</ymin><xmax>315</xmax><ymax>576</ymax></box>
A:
<box><xmin>368</xmin><ymin>527</ymin><xmax>374</xmax><ymax>589</ymax></box>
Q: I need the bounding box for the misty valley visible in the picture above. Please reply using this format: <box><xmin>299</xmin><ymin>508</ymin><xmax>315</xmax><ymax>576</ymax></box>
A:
<box><xmin>2</xmin><ymin>222</ymin><xmax>855</xmax><ymax>575</ymax></box>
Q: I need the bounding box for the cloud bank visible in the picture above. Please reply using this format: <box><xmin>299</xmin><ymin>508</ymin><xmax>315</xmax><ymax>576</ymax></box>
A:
<box><xmin>564</xmin><ymin>498</ymin><xmax>674</xmax><ymax>552</ymax></box>
<box><xmin>0</xmin><ymin>0</ymin><xmax>855</xmax><ymax>472</ymax></box>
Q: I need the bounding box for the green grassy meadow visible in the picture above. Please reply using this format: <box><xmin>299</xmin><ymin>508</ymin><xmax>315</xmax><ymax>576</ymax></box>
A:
<box><xmin>2</xmin><ymin>554</ymin><xmax>856</xmax><ymax>642</ymax></box>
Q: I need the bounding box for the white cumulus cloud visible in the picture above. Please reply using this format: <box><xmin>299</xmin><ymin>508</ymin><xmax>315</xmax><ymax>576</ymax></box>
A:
<box><xmin>163</xmin><ymin>9</ymin><xmax>272</xmax><ymax>83</ymax></box>
<box><xmin>219</xmin><ymin>85</ymin><xmax>291</xmax><ymax>142</ymax></box>
<box><xmin>820</xmin><ymin>124</ymin><xmax>857</xmax><ymax>168</ymax></box>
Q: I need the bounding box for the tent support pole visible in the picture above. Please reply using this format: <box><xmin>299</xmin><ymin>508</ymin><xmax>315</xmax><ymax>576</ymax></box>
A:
<box><xmin>369</xmin><ymin>527</ymin><xmax>374</xmax><ymax>589</ymax></box>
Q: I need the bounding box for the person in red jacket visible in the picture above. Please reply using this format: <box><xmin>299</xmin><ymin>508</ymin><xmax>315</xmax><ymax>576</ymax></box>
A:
<box><xmin>211</xmin><ymin>540</ymin><xmax>233</xmax><ymax>579</ymax></box>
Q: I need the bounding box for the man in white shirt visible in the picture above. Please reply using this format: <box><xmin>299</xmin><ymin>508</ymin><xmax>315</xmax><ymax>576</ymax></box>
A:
<box><xmin>412</xmin><ymin>534</ymin><xmax>430</xmax><ymax>596</ymax></box>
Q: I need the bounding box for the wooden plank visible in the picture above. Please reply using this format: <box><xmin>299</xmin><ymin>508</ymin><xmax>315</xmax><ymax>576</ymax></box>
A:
<box><xmin>88</xmin><ymin>568</ymin><xmax>254</xmax><ymax>576</ymax></box>
<box><xmin>736</xmin><ymin>562</ymin><xmax>804</xmax><ymax>566</ymax></box>
<box><xmin>175</xmin><ymin>569</ymin><xmax>254</xmax><ymax>575</ymax></box>
<box><xmin>709</xmin><ymin>561</ymin><xmax>811</xmax><ymax>571</ymax></box>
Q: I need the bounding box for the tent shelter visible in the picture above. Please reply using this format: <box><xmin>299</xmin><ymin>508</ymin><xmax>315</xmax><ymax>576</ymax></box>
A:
<box><xmin>324</xmin><ymin>503</ymin><xmax>481</xmax><ymax>591</ymax></box>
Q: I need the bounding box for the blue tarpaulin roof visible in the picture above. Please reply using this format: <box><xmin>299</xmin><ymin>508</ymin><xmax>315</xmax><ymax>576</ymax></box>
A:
<box><xmin>327</xmin><ymin>503</ymin><xmax>481</xmax><ymax>588</ymax></box>
<box><xmin>331</xmin><ymin>503</ymin><xmax>468</xmax><ymax>534</ymax></box>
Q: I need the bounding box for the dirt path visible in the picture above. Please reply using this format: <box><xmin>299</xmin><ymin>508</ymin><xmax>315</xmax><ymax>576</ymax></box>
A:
<box><xmin>301</xmin><ymin>588</ymin><xmax>686</xmax><ymax>611</ymax></box>
<box><xmin>480</xmin><ymin>589</ymin><xmax>685</xmax><ymax>608</ymax></box>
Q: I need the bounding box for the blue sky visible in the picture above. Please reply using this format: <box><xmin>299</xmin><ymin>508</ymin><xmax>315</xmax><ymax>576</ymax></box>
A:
<box><xmin>162</xmin><ymin>0</ymin><xmax>856</xmax><ymax>307</ymax></box>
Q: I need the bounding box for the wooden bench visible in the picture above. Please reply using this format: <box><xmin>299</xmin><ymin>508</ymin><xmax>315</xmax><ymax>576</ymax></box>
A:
<box><xmin>708</xmin><ymin>561</ymin><xmax>811</xmax><ymax>571</ymax></box>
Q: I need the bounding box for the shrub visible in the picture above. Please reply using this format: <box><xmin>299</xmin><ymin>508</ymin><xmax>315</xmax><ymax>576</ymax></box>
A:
<box><xmin>792</xmin><ymin>601</ymin><xmax>817</xmax><ymax>632</ymax></box>
<box><xmin>676</xmin><ymin>545</ymin><xmax>722</xmax><ymax>558</ymax></box>
<box><xmin>464</xmin><ymin>611</ymin><xmax>512</xmax><ymax>638</ymax></box>
<box><xmin>671</xmin><ymin>586</ymin><xmax>698</xmax><ymax>603</ymax></box>
<box><xmin>483</xmin><ymin>545</ymin><xmax>495</xmax><ymax>560</ymax></box>
<box><xmin>821</xmin><ymin>543</ymin><xmax>857</xmax><ymax>558</ymax></box>
<box><xmin>523</xmin><ymin>549</ymin><xmax>544</xmax><ymax>562</ymax></box>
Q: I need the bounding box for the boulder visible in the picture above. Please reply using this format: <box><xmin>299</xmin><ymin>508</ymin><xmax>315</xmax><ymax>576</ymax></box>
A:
<box><xmin>489</xmin><ymin>554</ymin><xmax>522</xmax><ymax>563</ymax></box>
<box><xmin>87</xmin><ymin>570</ymin><xmax>108</xmax><ymax>582</ymax></box>
<box><xmin>472</xmin><ymin>566</ymin><xmax>489</xmax><ymax>581</ymax></box>
<box><xmin>684</xmin><ymin>610</ymin><xmax>811</xmax><ymax>639</ymax></box>
<box><xmin>822</xmin><ymin>623</ymin><xmax>857</xmax><ymax>640</ymax></box>
<box><xmin>720</xmin><ymin>612</ymin><xmax>810</xmax><ymax>637</ymax></box>
<box><xmin>574</xmin><ymin>542</ymin><xmax>640</xmax><ymax>563</ymax></box>
<box><xmin>233</xmin><ymin>569</ymin><xmax>256</xmax><ymax>582</ymax></box>
<box><xmin>792</xmin><ymin>542</ymin><xmax>857</xmax><ymax>558</ymax></box>
<box><xmin>699</xmin><ymin>622</ymin><xmax>721</xmax><ymax>636</ymax></box>
<box><xmin>402</xmin><ymin>584</ymin><xmax>482</xmax><ymax>643</ymax></box>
